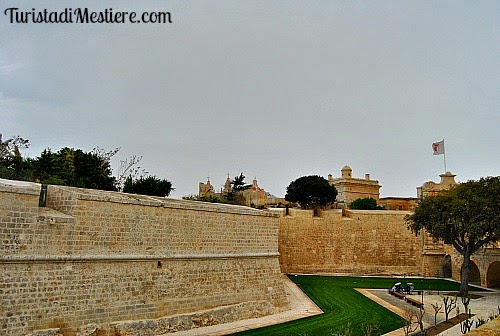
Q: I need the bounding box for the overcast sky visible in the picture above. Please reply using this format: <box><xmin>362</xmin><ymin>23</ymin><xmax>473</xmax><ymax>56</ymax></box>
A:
<box><xmin>1</xmin><ymin>1</ymin><xmax>498</xmax><ymax>198</ymax></box>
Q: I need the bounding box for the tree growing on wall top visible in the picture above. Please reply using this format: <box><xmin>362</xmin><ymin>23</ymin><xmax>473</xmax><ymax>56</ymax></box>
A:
<box><xmin>226</xmin><ymin>172</ymin><xmax>251</xmax><ymax>205</ymax></box>
<box><xmin>182</xmin><ymin>194</ymin><xmax>228</xmax><ymax>204</ymax></box>
<box><xmin>91</xmin><ymin>146</ymin><xmax>147</xmax><ymax>191</ymax></box>
<box><xmin>405</xmin><ymin>176</ymin><xmax>500</xmax><ymax>294</ymax></box>
<box><xmin>123</xmin><ymin>175</ymin><xmax>173</xmax><ymax>197</ymax></box>
<box><xmin>285</xmin><ymin>175</ymin><xmax>337</xmax><ymax>209</ymax></box>
<box><xmin>349</xmin><ymin>197</ymin><xmax>383</xmax><ymax>210</ymax></box>
<box><xmin>30</xmin><ymin>147</ymin><xmax>117</xmax><ymax>191</ymax></box>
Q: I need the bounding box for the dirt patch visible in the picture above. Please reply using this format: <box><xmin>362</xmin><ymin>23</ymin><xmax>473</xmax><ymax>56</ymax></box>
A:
<box><xmin>417</xmin><ymin>313</ymin><xmax>472</xmax><ymax>336</ymax></box>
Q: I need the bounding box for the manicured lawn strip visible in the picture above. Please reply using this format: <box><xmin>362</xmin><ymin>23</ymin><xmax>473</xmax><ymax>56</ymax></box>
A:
<box><xmin>232</xmin><ymin>275</ymin><xmax>484</xmax><ymax>336</ymax></box>
<box><xmin>314</xmin><ymin>275</ymin><xmax>485</xmax><ymax>292</ymax></box>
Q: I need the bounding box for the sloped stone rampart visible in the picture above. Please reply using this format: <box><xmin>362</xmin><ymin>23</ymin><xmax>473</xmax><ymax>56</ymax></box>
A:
<box><xmin>110</xmin><ymin>300</ymin><xmax>272</xmax><ymax>335</ymax></box>
<box><xmin>0</xmin><ymin>181</ymin><xmax>289</xmax><ymax>335</ymax></box>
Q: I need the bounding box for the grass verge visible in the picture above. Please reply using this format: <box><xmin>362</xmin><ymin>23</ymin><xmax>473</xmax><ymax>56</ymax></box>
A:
<box><xmin>232</xmin><ymin>275</ymin><xmax>484</xmax><ymax>336</ymax></box>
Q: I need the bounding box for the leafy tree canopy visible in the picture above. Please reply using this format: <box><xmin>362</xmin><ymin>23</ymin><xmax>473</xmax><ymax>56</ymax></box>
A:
<box><xmin>285</xmin><ymin>175</ymin><xmax>337</xmax><ymax>209</ymax></box>
<box><xmin>32</xmin><ymin>147</ymin><xmax>117</xmax><ymax>191</ymax></box>
<box><xmin>231</xmin><ymin>172</ymin><xmax>246</xmax><ymax>190</ymax></box>
<box><xmin>0</xmin><ymin>134</ymin><xmax>172</xmax><ymax>194</ymax></box>
<box><xmin>123</xmin><ymin>175</ymin><xmax>173</xmax><ymax>197</ymax></box>
<box><xmin>0</xmin><ymin>134</ymin><xmax>31</xmax><ymax>180</ymax></box>
<box><xmin>349</xmin><ymin>197</ymin><xmax>383</xmax><ymax>210</ymax></box>
<box><xmin>405</xmin><ymin>176</ymin><xmax>500</xmax><ymax>293</ymax></box>
<box><xmin>182</xmin><ymin>194</ymin><xmax>228</xmax><ymax>204</ymax></box>
<box><xmin>226</xmin><ymin>172</ymin><xmax>250</xmax><ymax>205</ymax></box>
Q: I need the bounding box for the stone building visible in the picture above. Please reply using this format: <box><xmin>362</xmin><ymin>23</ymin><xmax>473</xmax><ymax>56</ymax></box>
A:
<box><xmin>417</xmin><ymin>171</ymin><xmax>458</xmax><ymax>198</ymax></box>
<box><xmin>379</xmin><ymin>197</ymin><xmax>418</xmax><ymax>211</ymax></box>
<box><xmin>198</xmin><ymin>178</ymin><xmax>215</xmax><ymax>197</ymax></box>
<box><xmin>328</xmin><ymin>165</ymin><xmax>381</xmax><ymax>208</ymax></box>
<box><xmin>198</xmin><ymin>175</ymin><xmax>232</xmax><ymax>198</ymax></box>
<box><xmin>379</xmin><ymin>171</ymin><xmax>458</xmax><ymax>211</ymax></box>
<box><xmin>241</xmin><ymin>178</ymin><xmax>287</xmax><ymax>207</ymax></box>
<box><xmin>198</xmin><ymin>176</ymin><xmax>286</xmax><ymax>207</ymax></box>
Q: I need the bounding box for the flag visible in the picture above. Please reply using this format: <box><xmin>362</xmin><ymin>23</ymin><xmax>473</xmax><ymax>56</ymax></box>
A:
<box><xmin>432</xmin><ymin>140</ymin><xmax>445</xmax><ymax>155</ymax></box>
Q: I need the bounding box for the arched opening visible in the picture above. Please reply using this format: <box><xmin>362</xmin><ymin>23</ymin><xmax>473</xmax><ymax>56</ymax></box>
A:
<box><xmin>486</xmin><ymin>261</ymin><xmax>500</xmax><ymax>288</ymax></box>
<box><xmin>441</xmin><ymin>255</ymin><xmax>452</xmax><ymax>278</ymax></box>
<box><xmin>469</xmin><ymin>261</ymin><xmax>481</xmax><ymax>286</ymax></box>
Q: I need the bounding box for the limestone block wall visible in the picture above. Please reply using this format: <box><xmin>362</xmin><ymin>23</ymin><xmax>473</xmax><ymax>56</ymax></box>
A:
<box><xmin>277</xmin><ymin>208</ymin><xmax>424</xmax><ymax>275</ymax></box>
<box><xmin>0</xmin><ymin>179</ymin><xmax>41</xmax><ymax>255</ymax></box>
<box><xmin>1</xmin><ymin>181</ymin><xmax>289</xmax><ymax>336</ymax></box>
<box><xmin>445</xmin><ymin>244</ymin><xmax>500</xmax><ymax>288</ymax></box>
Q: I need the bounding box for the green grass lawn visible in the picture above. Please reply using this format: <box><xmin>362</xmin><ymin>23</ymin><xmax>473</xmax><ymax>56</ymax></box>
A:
<box><xmin>232</xmin><ymin>275</ymin><xmax>484</xmax><ymax>336</ymax></box>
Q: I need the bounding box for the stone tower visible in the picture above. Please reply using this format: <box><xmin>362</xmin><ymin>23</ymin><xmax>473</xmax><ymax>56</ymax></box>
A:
<box><xmin>329</xmin><ymin>165</ymin><xmax>381</xmax><ymax>207</ymax></box>
<box><xmin>198</xmin><ymin>178</ymin><xmax>215</xmax><ymax>197</ymax></box>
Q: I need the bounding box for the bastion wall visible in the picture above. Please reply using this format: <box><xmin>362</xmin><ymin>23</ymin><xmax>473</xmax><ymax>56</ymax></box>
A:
<box><xmin>0</xmin><ymin>180</ymin><xmax>289</xmax><ymax>336</ymax></box>
<box><xmin>3</xmin><ymin>178</ymin><xmax>498</xmax><ymax>335</ymax></box>
<box><xmin>275</xmin><ymin>208</ymin><xmax>499</xmax><ymax>288</ymax></box>
<box><xmin>276</xmin><ymin>208</ymin><xmax>429</xmax><ymax>276</ymax></box>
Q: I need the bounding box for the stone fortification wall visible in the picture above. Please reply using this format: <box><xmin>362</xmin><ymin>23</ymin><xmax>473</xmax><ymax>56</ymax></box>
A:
<box><xmin>1</xmin><ymin>180</ymin><xmax>289</xmax><ymax>336</ymax></box>
<box><xmin>444</xmin><ymin>244</ymin><xmax>500</xmax><ymax>288</ymax></box>
<box><xmin>277</xmin><ymin>208</ymin><xmax>424</xmax><ymax>275</ymax></box>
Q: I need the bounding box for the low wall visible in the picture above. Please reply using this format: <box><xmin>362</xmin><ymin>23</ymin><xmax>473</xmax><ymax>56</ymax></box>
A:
<box><xmin>0</xmin><ymin>180</ymin><xmax>289</xmax><ymax>336</ymax></box>
<box><xmin>277</xmin><ymin>208</ymin><xmax>425</xmax><ymax>276</ymax></box>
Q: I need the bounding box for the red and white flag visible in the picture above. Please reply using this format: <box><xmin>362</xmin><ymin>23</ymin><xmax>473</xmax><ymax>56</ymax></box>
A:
<box><xmin>432</xmin><ymin>140</ymin><xmax>445</xmax><ymax>155</ymax></box>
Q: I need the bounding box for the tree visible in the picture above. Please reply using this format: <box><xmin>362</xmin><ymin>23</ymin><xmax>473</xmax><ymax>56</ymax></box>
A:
<box><xmin>285</xmin><ymin>175</ymin><xmax>337</xmax><ymax>209</ymax></box>
<box><xmin>226</xmin><ymin>172</ymin><xmax>250</xmax><ymax>205</ymax></box>
<box><xmin>0</xmin><ymin>135</ymin><xmax>167</xmax><ymax>193</ymax></box>
<box><xmin>123</xmin><ymin>175</ymin><xmax>173</xmax><ymax>197</ymax></box>
<box><xmin>405</xmin><ymin>176</ymin><xmax>500</xmax><ymax>294</ymax></box>
<box><xmin>0</xmin><ymin>134</ymin><xmax>31</xmax><ymax>180</ymax></box>
<box><xmin>349</xmin><ymin>197</ymin><xmax>383</xmax><ymax>210</ymax></box>
<box><xmin>0</xmin><ymin>134</ymin><xmax>30</xmax><ymax>159</ymax></box>
<box><xmin>91</xmin><ymin>146</ymin><xmax>147</xmax><ymax>191</ymax></box>
<box><xmin>442</xmin><ymin>296</ymin><xmax>457</xmax><ymax>322</ymax></box>
<box><xmin>30</xmin><ymin>147</ymin><xmax>117</xmax><ymax>191</ymax></box>
<box><xmin>430</xmin><ymin>302</ymin><xmax>443</xmax><ymax>326</ymax></box>
<box><xmin>231</xmin><ymin>172</ymin><xmax>247</xmax><ymax>191</ymax></box>
<box><xmin>182</xmin><ymin>194</ymin><xmax>228</xmax><ymax>204</ymax></box>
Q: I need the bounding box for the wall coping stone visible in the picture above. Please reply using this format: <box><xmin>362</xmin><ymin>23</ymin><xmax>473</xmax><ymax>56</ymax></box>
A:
<box><xmin>48</xmin><ymin>184</ymin><xmax>278</xmax><ymax>217</ymax></box>
<box><xmin>0</xmin><ymin>178</ymin><xmax>41</xmax><ymax>195</ymax></box>
<box><xmin>346</xmin><ymin>209</ymin><xmax>412</xmax><ymax>215</ymax></box>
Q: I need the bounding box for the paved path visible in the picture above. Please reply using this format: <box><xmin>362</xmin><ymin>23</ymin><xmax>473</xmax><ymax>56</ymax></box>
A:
<box><xmin>359</xmin><ymin>288</ymin><xmax>500</xmax><ymax>336</ymax></box>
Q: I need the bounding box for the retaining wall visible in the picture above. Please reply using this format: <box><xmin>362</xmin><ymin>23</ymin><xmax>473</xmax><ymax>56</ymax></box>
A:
<box><xmin>277</xmin><ymin>208</ymin><xmax>425</xmax><ymax>275</ymax></box>
<box><xmin>0</xmin><ymin>180</ymin><xmax>289</xmax><ymax>336</ymax></box>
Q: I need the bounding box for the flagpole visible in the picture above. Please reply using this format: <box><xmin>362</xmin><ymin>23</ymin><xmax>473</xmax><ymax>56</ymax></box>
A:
<box><xmin>443</xmin><ymin>151</ymin><xmax>447</xmax><ymax>173</ymax></box>
<box><xmin>443</xmin><ymin>139</ymin><xmax>447</xmax><ymax>173</ymax></box>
